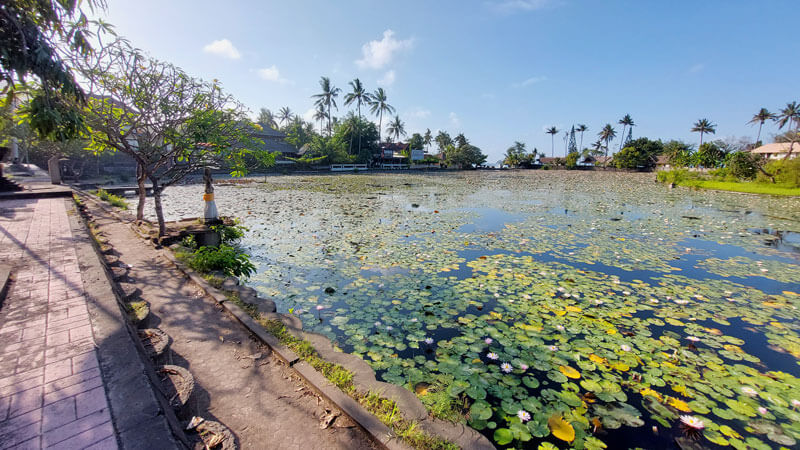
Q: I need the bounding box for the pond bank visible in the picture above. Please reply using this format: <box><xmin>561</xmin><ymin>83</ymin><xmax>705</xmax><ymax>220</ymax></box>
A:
<box><xmin>76</xmin><ymin>192</ymin><xmax>380</xmax><ymax>449</ymax></box>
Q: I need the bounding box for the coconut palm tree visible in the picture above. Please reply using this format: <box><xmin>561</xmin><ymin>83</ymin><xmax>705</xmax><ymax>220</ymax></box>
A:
<box><xmin>344</xmin><ymin>78</ymin><xmax>372</xmax><ymax>156</ymax></box>
<box><xmin>618</xmin><ymin>114</ymin><xmax>634</xmax><ymax>151</ymax></box>
<box><xmin>423</xmin><ymin>129</ymin><xmax>432</xmax><ymax>152</ymax></box>
<box><xmin>368</xmin><ymin>88</ymin><xmax>395</xmax><ymax>142</ymax></box>
<box><xmin>386</xmin><ymin>115</ymin><xmax>406</xmax><ymax>142</ymax></box>
<box><xmin>278</xmin><ymin>106</ymin><xmax>293</xmax><ymax>126</ymax></box>
<box><xmin>775</xmin><ymin>101</ymin><xmax>800</xmax><ymax>159</ymax></box>
<box><xmin>598</xmin><ymin>124</ymin><xmax>616</xmax><ymax>164</ymax></box>
<box><xmin>748</xmin><ymin>108</ymin><xmax>775</xmax><ymax>146</ymax></box>
<box><xmin>257</xmin><ymin>108</ymin><xmax>278</xmax><ymax>130</ymax></box>
<box><xmin>691</xmin><ymin>119</ymin><xmax>716</xmax><ymax>148</ymax></box>
<box><xmin>576</xmin><ymin>124</ymin><xmax>588</xmax><ymax>150</ymax></box>
<box><xmin>313</xmin><ymin>104</ymin><xmax>328</xmax><ymax>134</ymax></box>
<box><xmin>546</xmin><ymin>126</ymin><xmax>559</xmax><ymax>157</ymax></box>
<box><xmin>312</xmin><ymin>77</ymin><xmax>340</xmax><ymax>136</ymax></box>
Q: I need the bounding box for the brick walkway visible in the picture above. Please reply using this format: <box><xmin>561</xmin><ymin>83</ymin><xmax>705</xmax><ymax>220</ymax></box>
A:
<box><xmin>0</xmin><ymin>198</ymin><xmax>117</xmax><ymax>450</ymax></box>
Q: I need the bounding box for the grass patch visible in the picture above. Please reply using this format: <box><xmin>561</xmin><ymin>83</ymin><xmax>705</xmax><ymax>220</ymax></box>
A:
<box><xmin>417</xmin><ymin>384</ymin><xmax>468</xmax><ymax>423</ymax></box>
<box><xmin>679</xmin><ymin>179</ymin><xmax>800</xmax><ymax>196</ymax></box>
<box><xmin>94</xmin><ymin>189</ymin><xmax>129</xmax><ymax>209</ymax></box>
<box><xmin>251</xmin><ymin>311</ymin><xmax>455</xmax><ymax>448</ymax></box>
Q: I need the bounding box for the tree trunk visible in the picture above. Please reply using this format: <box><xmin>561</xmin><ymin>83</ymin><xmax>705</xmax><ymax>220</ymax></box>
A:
<box><xmin>782</xmin><ymin>125</ymin><xmax>798</xmax><ymax>160</ymax></box>
<box><xmin>151</xmin><ymin>179</ymin><xmax>166</xmax><ymax>237</ymax></box>
<box><xmin>619</xmin><ymin>125</ymin><xmax>626</xmax><ymax>152</ymax></box>
<box><xmin>699</xmin><ymin>132</ymin><xmax>704</xmax><ymax>149</ymax></box>
<box><xmin>136</xmin><ymin>163</ymin><xmax>146</xmax><ymax>222</ymax></box>
<box><xmin>756</xmin><ymin>122</ymin><xmax>763</xmax><ymax>146</ymax></box>
<box><xmin>378</xmin><ymin>111</ymin><xmax>383</xmax><ymax>142</ymax></box>
<box><xmin>357</xmin><ymin>103</ymin><xmax>362</xmax><ymax>157</ymax></box>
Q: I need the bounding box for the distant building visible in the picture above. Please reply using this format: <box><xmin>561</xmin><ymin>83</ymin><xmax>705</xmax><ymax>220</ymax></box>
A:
<box><xmin>655</xmin><ymin>155</ymin><xmax>671</xmax><ymax>170</ymax></box>
<box><xmin>749</xmin><ymin>142</ymin><xmax>799</xmax><ymax>160</ymax></box>
<box><xmin>539</xmin><ymin>157</ymin><xmax>562</xmax><ymax>166</ymax></box>
<box><xmin>374</xmin><ymin>142</ymin><xmax>409</xmax><ymax>168</ymax></box>
<box><xmin>593</xmin><ymin>156</ymin><xmax>614</xmax><ymax>166</ymax></box>
<box><xmin>253</xmin><ymin>126</ymin><xmax>306</xmax><ymax>164</ymax></box>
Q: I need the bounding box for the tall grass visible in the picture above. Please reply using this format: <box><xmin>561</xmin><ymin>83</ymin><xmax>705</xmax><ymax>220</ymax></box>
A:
<box><xmin>95</xmin><ymin>189</ymin><xmax>129</xmax><ymax>209</ymax></box>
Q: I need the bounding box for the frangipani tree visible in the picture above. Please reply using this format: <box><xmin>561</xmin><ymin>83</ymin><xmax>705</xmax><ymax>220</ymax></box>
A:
<box><xmin>73</xmin><ymin>38</ymin><xmax>260</xmax><ymax>235</ymax></box>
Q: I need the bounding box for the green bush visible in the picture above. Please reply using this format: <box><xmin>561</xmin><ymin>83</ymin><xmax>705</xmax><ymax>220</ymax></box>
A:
<box><xmin>211</xmin><ymin>220</ymin><xmax>247</xmax><ymax>245</ymax></box>
<box><xmin>656</xmin><ymin>168</ymin><xmax>699</xmax><ymax>184</ymax></box>
<box><xmin>758</xmin><ymin>158</ymin><xmax>800</xmax><ymax>187</ymax></box>
<box><xmin>565</xmin><ymin>152</ymin><xmax>579</xmax><ymax>169</ymax></box>
<box><xmin>188</xmin><ymin>244</ymin><xmax>256</xmax><ymax>279</ymax></box>
<box><xmin>726</xmin><ymin>151</ymin><xmax>762</xmax><ymax>180</ymax></box>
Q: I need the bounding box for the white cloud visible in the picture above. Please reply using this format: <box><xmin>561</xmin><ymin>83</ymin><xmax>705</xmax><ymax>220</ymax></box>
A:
<box><xmin>257</xmin><ymin>65</ymin><xmax>292</xmax><ymax>84</ymax></box>
<box><xmin>689</xmin><ymin>63</ymin><xmax>705</xmax><ymax>73</ymax></box>
<box><xmin>513</xmin><ymin>76</ymin><xmax>547</xmax><ymax>88</ymax></box>
<box><xmin>203</xmin><ymin>39</ymin><xmax>241</xmax><ymax>60</ymax></box>
<box><xmin>356</xmin><ymin>30</ymin><xmax>413</xmax><ymax>70</ymax></box>
<box><xmin>489</xmin><ymin>0</ymin><xmax>555</xmax><ymax>13</ymax></box>
<box><xmin>302</xmin><ymin>108</ymin><xmax>317</xmax><ymax>122</ymax></box>
<box><xmin>378</xmin><ymin>70</ymin><xmax>396</xmax><ymax>86</ymax></box>
<box><xmin>449</xmin><ymin>112</ymin><xmax>461</xmax><ymax>128</ymax></box>
<box><xmin>408</xmin><ymin>108</ymin><xmax>431</xmax><ymax>119</ymax></box>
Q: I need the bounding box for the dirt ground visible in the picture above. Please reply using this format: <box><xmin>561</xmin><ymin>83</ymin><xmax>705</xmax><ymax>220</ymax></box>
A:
<box><xmin>81</xmin><ymin>196</ymin><xmax>377</xmax><ymax>450</ymax></box>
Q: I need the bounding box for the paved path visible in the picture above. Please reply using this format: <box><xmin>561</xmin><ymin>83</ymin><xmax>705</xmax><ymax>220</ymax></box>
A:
<box><xmin>0</xmin><ymin>198</ymin><xmax>116</xmax><ymax>450</ymax></box>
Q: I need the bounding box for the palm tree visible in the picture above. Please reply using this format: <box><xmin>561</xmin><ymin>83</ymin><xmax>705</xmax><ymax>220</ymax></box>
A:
<box><xmin>618</xmin><ymin>114</ymin><xmax>634</xmax><ymax>151</ymax></box>
<box><xmin>278</xmin><ymin>106</ymin><xmax>293</xmax><ymax>126</ymax></box>
<box><xmin>545</xmin><ymin>126</ymin><xmax>559</xmax><ymax>157</ymax></box>
<box><xmin>386</xmin><ymin>115</ymin><xmax>406</xmax><ymax>142</ymax></box>
<box><xmin>368</xmin><ymin>88</ymin><xmax>395</xmax><ymax>142</ymax></box>
<box><xmin>576</xmin><ymin>124</ymin><xmax>588</xmax><ymax>150</ymax></box>
<box><xmin>748</xmin><ymin>108</ymin><xmax>775</xmax><ymax>146</ymax></box>
<box><xmin>423</xmin><ymin>129</ymin><xmax>432</xmax><ymax>152</ymax></box>
<box><xmin>344</xmin><ymin>78</ymin><xmax>372</xmax><ymax>156</ymax></box>
<box><xmin>775</xmin><ymin>101</ymin><xmax>800</xmax><ymax>159</ymax></box>
<box><xmin>313</xmin><ymin>104</ymin><xmax>328</xmax><ymax>134</ymax></box>
<box><xmin>691</xmin><ymin>118</ymin><xmax>716</xmax><ymax>148</ymax></box>
<box><xmin>312</xmin><ymin>77</ymin><xmax>340</xmax><ymax>136</ymax></box>
<box><xmin>598</xmin><ymin>124</ymin><xmax>616</xmax><ymax>164</ymax></box>
<box><xmin>257</xmin><ymin>108</ymin><xmax>278</xmax><ymax>130</ymax></box>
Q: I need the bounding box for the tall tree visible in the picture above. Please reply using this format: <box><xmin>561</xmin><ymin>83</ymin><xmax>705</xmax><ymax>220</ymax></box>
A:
<box><xmin>312</xmin><ymin>77</ymin><xmax>340</xmax><ymax>136</ymax></box>
<box><xmin>435</xmin><ymin>131</ymin><xmax>452</xmax><ymax>153</ymax></box>
<box><xmin>423</xmin><ymin>129</ymin><xmax>433</xmax><ymax>151</ymax></box>
<box><xmin>73</xmin><ymin>38</ymin><xmax>258</xmax><ymax>235</ymax></box>
<box><xmin>546</xmin><ymin>126</ymin><xmax>559</xmax><ymax>157</ymax></box>
<box><xmin>1</xmin><ymin>0</ymin><xmax>112</xmax><ymax>140</ymax></box>
<box><xmin>618</xmin><ymin>114</ymin><xmax>635</xmax><ymax>151</ymax></box>
<box><xmin>598</xmin><ymin>124</ymin><xmax>617</xmax><ymax>165</ymax></box>
<box><xmin>504</xmin><ymin>141</ymin><xmax>527</xmax><ymax>167</ymax></box>
<box><xmin>576</xmin><ymin>124</ymin><xmax>588</xmax><ymax>150</ymax></box>
<box><xmin>278</xmin><ymin>106</ymin><xmax>293</xmax><ymax>126</ymax></box>
<box><xmin>344</xmin><ymin>78</ymin><xmax>372</xmax><ymax>157</ymax></box>
<box><xmin>775</xmin><ymin>101</ymin><xmax>800</xmax><ymax>159</ymax></box>
<box><xmin>386</xmin><ymin>116</ymin><xmax>406</xmax><ymax>142</ymax></box>
<box><xmin>257</xmin><ymin>108</ymin><xmax>278</xmax><ymax>129</ymax></box>
<box><xmin>691</xmin><ymin>118</ymin><xmax>716</xmax><ymax>148</ymax></box>
<box><xmin>748</xmin><ymin>108</ymin><xmax>775</xmax><ymax>146</ymax></box>
<box><xmin>368</xmin><ymin>87</ymin><xmax>394</xmax><ymax>142</ymax></box>
<box><xmin>313</xmin><ymin>104</ymin><xmax>328</xmax><ymax>134</ymax></box>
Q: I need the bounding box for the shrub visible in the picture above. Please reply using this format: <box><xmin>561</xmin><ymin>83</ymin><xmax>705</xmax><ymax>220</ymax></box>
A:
<box><xmin>211</xmin><ymin>220</ymin><xmax>247</xmax><ymax>245</ymax></box>
<box><xmin>758</xmin><ymin>158</ymin><xmax>800</xmax><ymax>187</ymax></box>
<box><xmin>565</xmin><ymin>152</ymin><xmax>579</xmax><ymax>169</ymax></box>
<box><xmin>188</xmin><ymin>244</ymin><xmax>256</xmax><ymax>279</ymax></box>
<box><xmin>726</xmin><ymin>151</ymin><xmax>762</xmax><ymax>180</ymax></box>
<box><xmin>95</xmin><ymin>189</ymin><xmax>128</xmax><ymax>209</ymax></box>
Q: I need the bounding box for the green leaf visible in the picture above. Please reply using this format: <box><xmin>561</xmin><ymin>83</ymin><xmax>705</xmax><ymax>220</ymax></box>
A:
<box><xmin>493</xmin><ymin>428</ymin><xmax>513</xmax><ymax>445</ymax></box>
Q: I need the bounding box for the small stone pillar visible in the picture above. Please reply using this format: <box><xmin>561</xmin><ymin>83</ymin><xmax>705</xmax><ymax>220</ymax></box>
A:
<box><xmin>48</xmin><ymin>156</ymin><xmax>62</xmax><ymax>184</ymax></box>
<box><xmin>203</xmin><ymin>168</ymin><xmax>221</xmax><ymax>225</ymax></box>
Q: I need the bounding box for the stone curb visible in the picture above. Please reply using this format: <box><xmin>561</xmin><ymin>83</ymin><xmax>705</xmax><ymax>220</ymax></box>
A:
<box><xmin>158</xmin><ymin>249</ymin><xmax>412</xmax><ymax>450</ymax></box>
<box><xmin>67</xmin><ymin>197</ymin><xmax>187</xmax><ymax>449</ymax></box>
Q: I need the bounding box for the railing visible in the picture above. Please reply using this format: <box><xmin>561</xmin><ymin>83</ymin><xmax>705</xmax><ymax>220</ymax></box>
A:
<box><xmin>330</xmin><ymin>164</ymin><xmax>369</xmax><ymax>172</ymax></box>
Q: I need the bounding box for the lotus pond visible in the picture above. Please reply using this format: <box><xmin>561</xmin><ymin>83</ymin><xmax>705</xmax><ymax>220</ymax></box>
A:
<box><xmin>152</xmin><ymin>171</ymin><xmax>800</xmax><ymax>449</ymax></box>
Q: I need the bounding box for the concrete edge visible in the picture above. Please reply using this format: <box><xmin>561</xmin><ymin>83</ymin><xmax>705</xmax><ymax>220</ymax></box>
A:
<box><xmin>0</xmin><ymin>264</ymin><xmax>10</xmax><ymax>304</ymax></box>
<box><xmin>66</xmin><ymin>197</ymin><xmax>188</xmax><ymax>449</ymax></box>
<box><xmin>157</xmin><ymin>248</ymin><xmax>414</xmax><ymax>450</ymax></box>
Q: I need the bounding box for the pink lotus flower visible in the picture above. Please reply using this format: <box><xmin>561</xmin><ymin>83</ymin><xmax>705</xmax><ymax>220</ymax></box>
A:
<box><xmin>517</xmin><ymin>410</ymin><xmax>531</xmax><ymax>422</ymax></box>
<box><xmin>485</xmin><ymin>338</ymin><xmax>493</xmax><ymax>344</ymax></box>
<box><xmin>487</xmin><ymin>352</ymin><xmax>499</xmax><ymax>360</ymax></box>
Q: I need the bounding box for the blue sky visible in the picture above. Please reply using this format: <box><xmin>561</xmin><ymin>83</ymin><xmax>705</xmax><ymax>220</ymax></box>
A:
<box><xmin>100</xmin><ymin>0</ymin><xmax>799</xmax><ymax>162</ymax></box>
